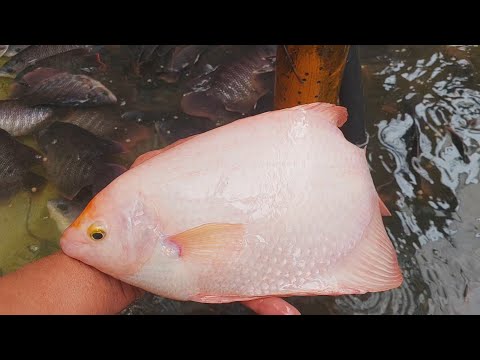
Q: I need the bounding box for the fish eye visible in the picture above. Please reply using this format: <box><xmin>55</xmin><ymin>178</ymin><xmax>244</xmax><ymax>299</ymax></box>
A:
<box><xmin>88</xmin><ymin>222</ymin><xmax>107</xmax><ymax>241</ymax></box>
<box><xmin>58</xmin><ymin>203</ymin><xmax>69</xmax><ymax>211</ymax></box>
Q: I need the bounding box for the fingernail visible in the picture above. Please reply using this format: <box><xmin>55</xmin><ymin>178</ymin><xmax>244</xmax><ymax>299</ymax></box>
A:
<box><xmin>276</xmin><ymin>303</ymin><xmax>301</xmax><ymax>315</ymax></box>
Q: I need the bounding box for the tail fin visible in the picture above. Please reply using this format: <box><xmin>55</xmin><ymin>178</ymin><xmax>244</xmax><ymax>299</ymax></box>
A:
<box><xmin>334</xmin><ymin>209</ymin><xmax>403</xmax><ymax>294</ymax></box>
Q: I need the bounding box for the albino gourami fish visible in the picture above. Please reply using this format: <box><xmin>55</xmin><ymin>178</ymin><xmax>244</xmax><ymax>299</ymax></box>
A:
<box><xmin>60</xmin><ymin>102</ymin><xmax>403</xmax><ymax>304</ymax></box>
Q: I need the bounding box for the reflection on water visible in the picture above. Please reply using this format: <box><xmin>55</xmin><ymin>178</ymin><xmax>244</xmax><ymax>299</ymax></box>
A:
<box><xmin>1</xmin><ymin>45</ymin><xmax>480</xmax><ymax>314</ymax></box>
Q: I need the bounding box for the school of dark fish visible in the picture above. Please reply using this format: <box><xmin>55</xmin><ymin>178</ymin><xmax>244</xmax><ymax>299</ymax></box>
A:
<box><xmin>0</xmin><ymin>44</ymin><xmax>279</xmax><ymax>219</ymax></box>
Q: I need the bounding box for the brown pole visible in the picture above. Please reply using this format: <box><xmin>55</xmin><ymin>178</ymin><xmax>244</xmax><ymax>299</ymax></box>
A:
<box><xmin>274</xmin><ymin>45</ymin><xmax>350</xmax><ymax>110</ymax></box>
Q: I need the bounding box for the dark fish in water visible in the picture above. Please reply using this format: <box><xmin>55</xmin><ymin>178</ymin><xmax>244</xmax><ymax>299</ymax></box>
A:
<box><xmin>0</xmin><ymin>45</ymin><xmax>96</xmax><ymax>78</ymax></box>
<box><xmin>180</xmin><ymin>45</ymin><xmax>274</xmax><ymax>88</ymax></box>
<box><xmin>37</xmin><ymin>122</ymin><xmax>127</xmax><ymax>200</ymax></box>
<box><xmin>129</xmin><ymin>45</ymin><xmax>174</xmax><ymax>74</ymax></box>
<box><xmin>60</xmin><ymin>106</ymin><xmax>124</xmax><ymax>137</ymax></box>
<box><xmin>157</xmin><ymin>45</ymin><xmax>208</xmax><ymax>83</ymax></box>
<box><xmin>15</xmin><ymin>49</ymin><xmax>101</xmax><ymax>79</ymax></box>
<box><xmin>0</xmin><ymin>100</ymin><xmax>55</xmax><ymax>136</ymax></box>
<box><xmin>0</xmin><ymin>45</ymin><xmax>8</xmax><ymax>57</ymax></box>
<box><xmin>0</xmin><ymin>128</ymin><xmax>44</xmax><ymax>200</ymax></box>
<box><xmin>3</xmin><ymin>45</ymin><xmax>30</xmax><ymax>58</ymax></box>
<box><xmin>134</xmin><ymin>45</ymin><xmax>167</xmax><ymax>64</ymax></box>
<box><xmin>181</xmin><ymin>45</ymin><xmax>277</xmax><ymax>123</ymax></box>
<box><xmin>139</xmin><ymin>45</ymin><xmax>160</xmax><ymax>60</ymax></box>
<box><xmin>47</xmin><ymin>198</ymin><xmax>87</xmax><ymax>233</ymax></box>
<box><xmin>11</xmin><ymin>68</ymin><xmax>117</xmax><ymax>107</ymax></box>
<box><xmin>60</xmin><ymin>106</ymin><xmax>152</xmax><ymax>149</ymax></box>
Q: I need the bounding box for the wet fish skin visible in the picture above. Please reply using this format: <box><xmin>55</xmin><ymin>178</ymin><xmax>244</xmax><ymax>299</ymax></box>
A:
<box><xmin>183</xmin><ymin>45</ymin><xmax>267</xmax><ymax>82</ymax></box>
<box><xmin>15</xmin><ymin>49</ymin><xmax>101</xmax><ymax>79</ymax></box>
<box><xmin>181</xmin><ymin>45</ymin><xmax>277</xmax><ymax>123</ymax></box>
<box><xmin>0</xmin><ymin>100</ymin><xmax>55</xmax><ymax>136</ymax></box>
<box><xmin>11</xmin><ymin>68</ymin><xmax>117</xmax><ymax>107</ymax></box>
<box><xmin>60</xmin><ymin>106</ymin><xmax>125</xmax><ymax>138</ymax></box>
<box><xmin>0</xmin><ymin>128</ymin><xmax>43</xmax><ymax>200</ymax></box>
<box><xmin>60</xmin><ymin>103</ymin><xmax>402</xmax><ymax>303</ymax></box>
<box><xmin>37</xmin><ymin>122</ymin><xmax>126</xmax><ymax>200</ymax></box>
<box><xmin>0</xmin><ymin>45</ymin><xmax>95</xmax><ymax>78</ymax></box>
<box><xmin>59</xmin><ymin>106</ymin><xmax>152</xmax><ymax>149</ymax></box>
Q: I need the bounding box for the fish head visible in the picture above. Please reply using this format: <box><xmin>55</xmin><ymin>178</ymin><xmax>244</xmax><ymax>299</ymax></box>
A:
<box><xmin>60</xmin><ymin>181</ymin><xmax>159</xmax><ymax>279</ymax></box>
<box><xmin>89</xmin><ymin>85</ymin><xmax>118</xmax><ymax>105</ymax></box>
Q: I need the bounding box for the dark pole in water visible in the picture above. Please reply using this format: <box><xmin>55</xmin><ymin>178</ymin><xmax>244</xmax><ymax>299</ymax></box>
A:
<box><xmin>274</xmin><ymin>45</ymin><xmax>367</xmax><ymax>147</ymax></box>
<box><xmin>338</xmin><ymin>45</ymin><xmax>368</xmax><ymax>147</ymax></box>
<box><xmin>274</xmin><ymin>45</ymin><xmax>350</xmax><ymax>109</ymax></box>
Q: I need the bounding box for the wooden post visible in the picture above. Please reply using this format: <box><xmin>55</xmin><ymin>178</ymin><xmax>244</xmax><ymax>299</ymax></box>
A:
<box><xmin>274</xmin><ymin>45</ymin><xmax>350</xmax><ymax>110</ymax></box>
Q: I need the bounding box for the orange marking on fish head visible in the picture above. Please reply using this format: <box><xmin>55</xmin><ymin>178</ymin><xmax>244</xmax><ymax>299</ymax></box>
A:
<box><xmin>69</xmin><ymin>199</ymin><xmax>98</xmax><ymax>229</ymax></box>
<box><xmin>61</xmin><ymin>190</ymin><xmax>159</xmax><ymax>280</ymax></box>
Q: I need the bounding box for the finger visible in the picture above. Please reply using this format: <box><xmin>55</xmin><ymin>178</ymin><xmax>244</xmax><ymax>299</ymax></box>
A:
<box><xmin>241</xmin><ymin>297</ymin><xmax>301</xmax><ymax>315</ymax></box>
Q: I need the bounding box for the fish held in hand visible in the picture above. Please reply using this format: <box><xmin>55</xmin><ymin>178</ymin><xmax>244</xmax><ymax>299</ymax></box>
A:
<box><xmin>0</xmin><ymin>129</ymin><xmax>44</xmax><ymax>200</ymax></box>
<box><xmin>37</xmin><ymin>122</ymin><xmax>126</xmax><ymax>200</ymax></box>
<box><xmin>11</xmin><ymin>68</ymin><xmax>117</xmax><ymax>107</ymax></box>
<box><xmin>61</xmin><ymin>103</ymin><xmax>403</xmax><ymax>303</ymax></box>
<box><xmin>0</xmin><ymin>100</ymin><xmax>55</xmax><ymax>136</ymax></box>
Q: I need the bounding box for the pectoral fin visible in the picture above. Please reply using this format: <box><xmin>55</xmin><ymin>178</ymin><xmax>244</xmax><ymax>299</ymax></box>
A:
<box><xmin>168</xmin><ymin>223</ymin><xmax>246</xmax><ymax>263</ymax></box>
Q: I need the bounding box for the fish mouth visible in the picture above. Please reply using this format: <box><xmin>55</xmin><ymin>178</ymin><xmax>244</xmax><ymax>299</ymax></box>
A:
<box><xmin>60</xmin><ymin>226</ymin><xmax>89</xmax><ymax>257</ymax></box>
<box><xmin>98</xmin><ymin>89</ymin><xmax>117</xmax><ymax>104</ymax></box>
<box><xmin>108</xmin><ymin>92</ymin><xmax>117</xmax><ymax>103</ymax></box>
<box><xmin>60</xmin><ymin>233</ymin><xmax>80</xmax><ymax>257</ymax></box>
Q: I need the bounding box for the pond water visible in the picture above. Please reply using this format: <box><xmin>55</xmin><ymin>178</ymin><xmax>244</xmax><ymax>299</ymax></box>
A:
<box><xmin>1</xmin><ymin>45</ymin><xmax>479</xmax><ymax>314</ymax></box>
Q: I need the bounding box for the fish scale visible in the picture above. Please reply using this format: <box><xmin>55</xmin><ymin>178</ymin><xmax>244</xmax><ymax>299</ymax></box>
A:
<box><xmin>0</xmin><ymin>129</ymin><xmax>41</xmax><ymax>199</ymax></box>
<box><xmin>59</xmin><ymin>107</ymin><xmax>141</xmax><ymax>142</ymax></box>
<box><xmin>48</xmin><ymin>148</ymin><xmax>94</xmax><ymax>197</ymax></box>
<box><xmin>13</xmin><ymin>69</ymin><xmax>117</xmax><ymax>107</ymax></box>
<box><xmin>215</xmin><ymin>62</ymin><xmax>257</xmax><ymax>104</ymax></box>
<box><xmin>38</xmin><ymin>122</ymin><xmax>125</xmax><ymax>199</ymax></box>
<box><xmin>181</xmin><ymin>45</ymin><xmax>276</xmax><ymax>122</ymax></box>
<box><xmin>0</xmin><ymin>100</ymin><xmax>54</xmax><ymax>136</ymax></box>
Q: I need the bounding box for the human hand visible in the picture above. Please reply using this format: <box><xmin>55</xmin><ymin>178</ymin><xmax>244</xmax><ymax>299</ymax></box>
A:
<box><xmin>0</xmin><ymin>251</ymin><xmax>300</xmax><ymax>315</ymax></box>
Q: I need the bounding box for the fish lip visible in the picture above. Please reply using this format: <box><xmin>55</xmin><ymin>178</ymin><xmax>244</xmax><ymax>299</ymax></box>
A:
<box><xmin>59</xmin><ymin>235</ymin><xmax>77</xmax><ymax>257</ymax></box>
<box><xmin>60</xmin><ymin>227</ymin><xmax>87</xmax><ymax>257</ymax></box>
